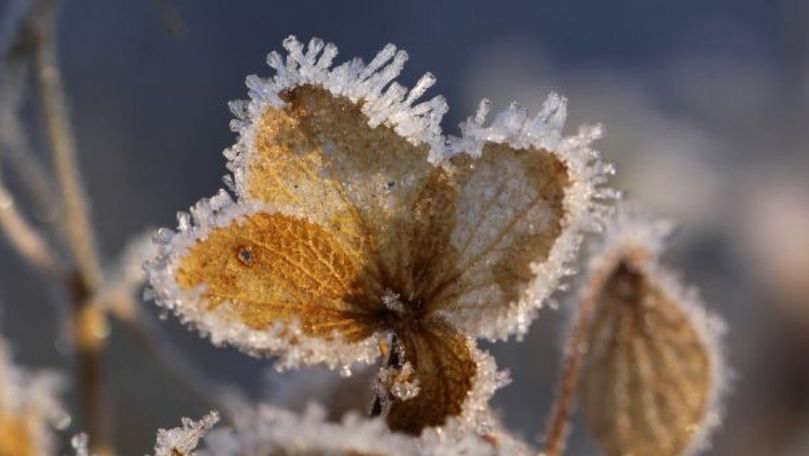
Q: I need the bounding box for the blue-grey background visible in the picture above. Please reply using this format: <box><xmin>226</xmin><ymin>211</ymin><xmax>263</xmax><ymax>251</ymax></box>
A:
<box><xmin>1</xmin><ymin>0</ymin><xmax>809</xmax><ymax>454</ymax></box>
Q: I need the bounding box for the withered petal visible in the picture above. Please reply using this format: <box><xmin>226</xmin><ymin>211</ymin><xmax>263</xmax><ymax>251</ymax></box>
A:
<box><xmin>175</xmin><ymin>210</ymin><xmax>381</xmax><ymax>340</ymax></box>
<box><xmin>579</xmin><ymin>260</ymin><xmax>716</xmax><ymax>456</ymax></box>
<box><xmin>235</xmin><ymin>84</ymin><xmax>444</xmax><ymax>291</ymax></box>
<box><xmin>425</xmin><ymin>142</ymin><xmax>574</xmax><ymax>338</ymax></box>
<box><xmin>384</xmin><ymin>318</ymin><xmax>478</xmax><ymax>435</ymax></box>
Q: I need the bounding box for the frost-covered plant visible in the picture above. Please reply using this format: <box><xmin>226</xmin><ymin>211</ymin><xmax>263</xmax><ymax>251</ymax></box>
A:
<box><xmin>0</xmin><ymin>2</ymin><xmax>726</xmax><ymax>451</ymax></box>
<box><xmin>544</xmin><ymin>206</ymin><xmax>726</xmax><ymax>455</ymax></box>
<box><xmin>146</xmin><ymin>35</ymin><xmax>612</xmax><ymax>437</ymax></box>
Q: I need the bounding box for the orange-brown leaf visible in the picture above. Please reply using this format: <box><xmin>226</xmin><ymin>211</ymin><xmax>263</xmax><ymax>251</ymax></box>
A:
<box><xmin>176</xmin><ymin>211</ymin><xmax>381</xmax><ymax>342</ymax></box>
<box><xmin>385</xmin><ymin>318</ymin><xmax>477</xmax><ymax>435</ymax></box>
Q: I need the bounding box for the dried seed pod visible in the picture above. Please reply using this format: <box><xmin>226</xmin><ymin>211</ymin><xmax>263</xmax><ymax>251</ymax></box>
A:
<box><xmin>577</xmin><ymin>209</ymin><xmax>725</xmax><ymax>456</ymax></box>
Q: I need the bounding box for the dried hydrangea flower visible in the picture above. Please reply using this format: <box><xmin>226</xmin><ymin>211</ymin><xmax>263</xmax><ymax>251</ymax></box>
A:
<box><xmin>152</xmin><ymin>411</ymin><xmax>220</xmax><ymax>456</ymax></box>
<box><xmin>146</xmin><ymin>36</ymin><xmax>611</xmax><ymax>434</ymax></box>
<box><xmin>199</xmin><ymin>403</ymin><xmax>531</xmax><ymax>456</ymax></box>
<box><xmin>575</xmin><ymin>207</ymin><xmax>726</xmax><ymax>456</ymax></box>
<box><xmin>0</xmin><ymin>335</ymin><xmax>64</xmax><ymax>456</ymax></box>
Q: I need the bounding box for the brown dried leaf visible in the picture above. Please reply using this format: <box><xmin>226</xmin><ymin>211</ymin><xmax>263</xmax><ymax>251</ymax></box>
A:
<box><xmin>242</xmin><ymin>84</ymin><xmax>579</xmax><ymax>340</ymax></box>
<box><xmin>579</xmin><ymin>259</ymin><xmax>714</xmax><ymax>456</ymax></box>
<box><xmin>385</xmin><ymin>318</ymin><xmax>477</xmax><ymax>435</ymax></box>
<box><xmin>426</xmin><ymin>144</ymin><xmax>571</xmax><ymax>331</ymax></box>
<box><xmin>176</xmin><ymin>211</ymin><xmax>381</xmax><ymax>342</ymax></box>
<box><xmin>244</xmin><ymin>84</ymin><xmax>437</xmax><ymax>284</ymax></box>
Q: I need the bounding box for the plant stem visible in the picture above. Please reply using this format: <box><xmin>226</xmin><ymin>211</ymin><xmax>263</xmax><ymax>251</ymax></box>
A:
<box><xmin>542</xmin><ymin>252</ymin><xmax>621</xmax><ymax>456</ymax></box>
<box><xmin>0</xmin><ymin>182</ymin><xmax>58</xmax><ymax>274</ymax></box>
<box><xmin>369</xmin><ymin>333</ymin><xmax>402</xmax><ymax>418</ymax></box>
<box><xmin>27</xmin><ymin>1</ymin><xmax>112</xmax><ymax>453</ymax></box>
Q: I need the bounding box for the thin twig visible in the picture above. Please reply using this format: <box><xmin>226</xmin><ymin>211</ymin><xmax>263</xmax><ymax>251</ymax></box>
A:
<box><xmin>0</xmin><ymin>0</ymin><xmax>61</xmax><ymax>222</ymax></box>
<box><xmin>542</xmin><ymin>250</ymin><xmax>626</xmax><ymax>456</ymax></box>
<box><xmin>23</xmin><ymin>1</ymin><xmax>112</xmax><ymax>454</ymax></box>
<box><xmin>28</xmin><ymin>0</ymin><xmax>102</xmax><ymax>287</ymax></box>
<box><xmin>0</xmin><ymin>180</ymin><xmax>58</xmax><ymax>274</ymax></box>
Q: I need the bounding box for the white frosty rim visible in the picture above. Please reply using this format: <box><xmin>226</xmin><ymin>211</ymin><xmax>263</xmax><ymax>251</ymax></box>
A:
<box><xmin>201</xmin><ymin>399</ymin><xmax>531</xmax><ymax>456</ymax></box>
<box><xmin>441</xmin><ymin>97</ymin><xmax>617</xmax><ymax>341</ymax></box>
<box><xmin>225</xmin><ymin>35</ymin><xmax>450</xmax><ymax>201</ymax></box>
<box><xmin>143</xmin><ymin>188</ymin><xmax>382</xmax><ymax>372</ymax></box>
<box><xmin>415</xmin><ymin>342</ymin><xmax>520</xmax><ymax>451</ymax></box>
<box><xmin>585</xmin><ymin>205</ymin><xmax>728</xmax><ymax>456</ymax></box>
<box><xmin>201</xmin><ymin>403</ymin><xmax>418</xmax><ymax>456</ymax></box>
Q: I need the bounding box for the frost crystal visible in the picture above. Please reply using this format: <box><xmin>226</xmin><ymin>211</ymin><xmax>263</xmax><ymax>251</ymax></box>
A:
<box><xmin>71</xmin><ymin>434</ymin><xmax>91</xmax><ymax>456</ymax></box>
<box><xmin>200</xmin><ymin>403</ymin><xmax>529</xmax><ymax>456</ymax></box>
<box><xmin>201</xmin><ymin>404</ymin><xmax>416</xmax><ymax>456</ymax></box>
<box><xmin>152</xmin><ymin>411</ymin><xmax>220</xmax><ymax>456</ymax></box>
<box><xmin>378</xmin><ymin>361</ymin><xmax>421</xmax><ymax>401</ymax></box>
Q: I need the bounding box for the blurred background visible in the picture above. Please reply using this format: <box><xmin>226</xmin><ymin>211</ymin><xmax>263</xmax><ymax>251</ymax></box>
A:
<box><xmin>1</xmin><ymin>0</ymin><xmax>808</xmax><ymax>454</ymax></box>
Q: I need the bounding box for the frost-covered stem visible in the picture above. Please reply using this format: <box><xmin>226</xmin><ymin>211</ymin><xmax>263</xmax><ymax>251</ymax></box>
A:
<box><xmin>0</xmin><ymin>181</ymin><xmax>58</xmax><ymax>274</ymax></box>
<box><xmin>369</xmin><ymin>333</ymin><xmax>402</xmax><ymax>418</ymax></box>
<box><xmin>542</xmin><ymin>250</ymin><xmax>627</xmax><ymax>456</ymax></box>
<box><xmin>30</xmin><ymin>0</ymin><xmax>102</xmax><ymax>287</ymax></box>
<box><xmin>28</xmin><ymin>1</ymin><xmax>112</xmax><ymax>454</ymax></box>
<box><xmin>0</xmin><ymin>46</ymin><xmax>60</xmax><ymax>220</ymax></box>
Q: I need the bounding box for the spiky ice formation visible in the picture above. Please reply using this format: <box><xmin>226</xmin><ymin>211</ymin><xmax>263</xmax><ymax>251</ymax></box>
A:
<box><xmin>152</xmin><ymin>411</ymin><xmax>220</xmax><ymax>456</ymax></box>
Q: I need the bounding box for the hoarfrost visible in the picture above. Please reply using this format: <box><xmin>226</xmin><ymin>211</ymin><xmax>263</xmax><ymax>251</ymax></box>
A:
<box><xmin>378</xmin><ymin>361</ymin><xmax>421</xmax><ymax>401</ymax></box>
<box><xmin>200</xmin><ymin>402</ymin><xmax>530</xmax><ymax>456</ymax></box>
<box><xmin>201</xmin><ymin>404</ymin><xmax>416</xmax><ymax>456</ymax></box>
<box><xmin>70</xmin><ymin>434</ymin><xmax>90</xmax><ymax>456</ymax></box>
<box><xmin>152</xmin><ymin>410</ymin><xmax>220</xmax><ymax>456</ymax></box>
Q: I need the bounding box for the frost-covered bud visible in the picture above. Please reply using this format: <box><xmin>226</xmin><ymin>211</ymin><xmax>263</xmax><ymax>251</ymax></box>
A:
<box><xmin>576</xmin><ymin>206</ymin><xmax>726</xmax><ymax>456</ymax></box>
